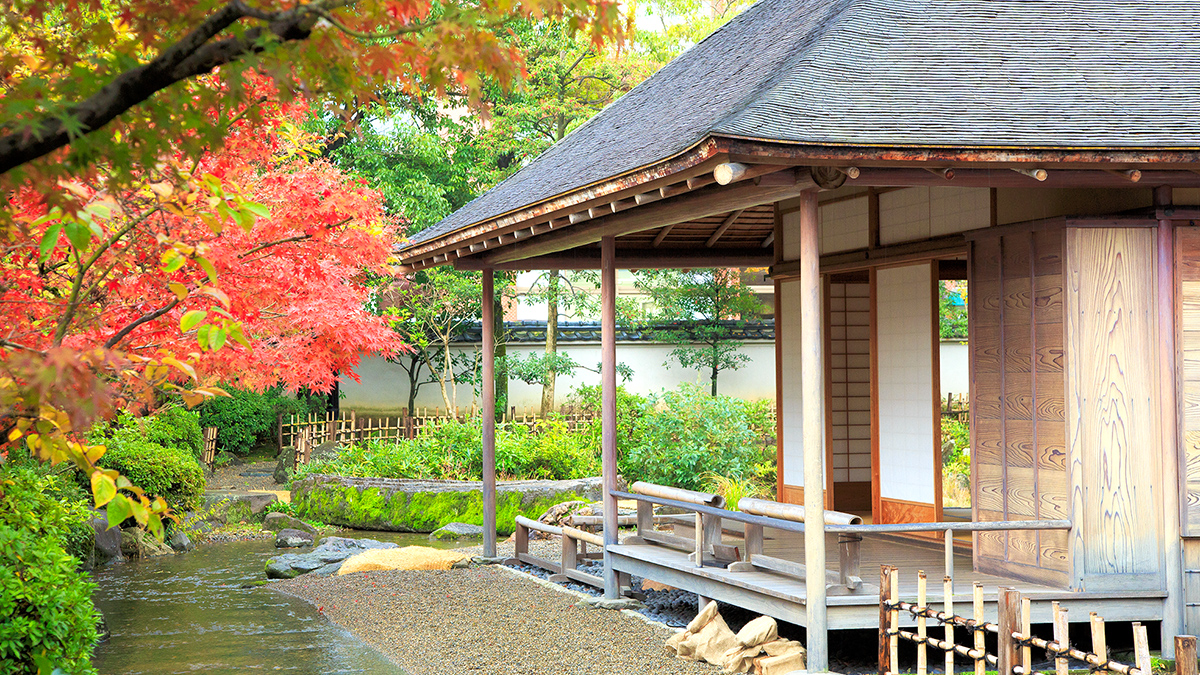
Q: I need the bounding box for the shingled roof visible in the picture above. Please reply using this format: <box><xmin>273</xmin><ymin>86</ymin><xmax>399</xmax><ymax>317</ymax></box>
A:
<box><xmin>409</xmin><ymin>0</ymin><xmax>1200</xmax><ymax>247</ymax></box>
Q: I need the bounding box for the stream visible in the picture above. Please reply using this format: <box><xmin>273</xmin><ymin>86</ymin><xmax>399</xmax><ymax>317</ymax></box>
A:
<box><xmin>91</xmin><ymin>532</ymin><xmax>451</xmax><ymax>675</ymax></box>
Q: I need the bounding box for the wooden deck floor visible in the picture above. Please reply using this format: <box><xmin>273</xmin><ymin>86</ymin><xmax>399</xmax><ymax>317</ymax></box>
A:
<box><xmin>608</xmin><ymin>525</ymin><xmax>1166</xmax><ymax>630</ymax></box>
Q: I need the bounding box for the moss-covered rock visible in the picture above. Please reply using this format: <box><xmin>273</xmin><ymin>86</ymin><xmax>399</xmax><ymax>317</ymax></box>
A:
<box><xmin>291</xmin><ymin>475</ymin><xmax>602</xmax><ymax>534</ymax></box>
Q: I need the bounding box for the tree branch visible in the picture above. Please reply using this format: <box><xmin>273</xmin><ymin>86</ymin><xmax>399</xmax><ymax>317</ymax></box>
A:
<box><xmin>103</xmin><ymin>297</ymin><xmax>181</xmax><ymax>349</ymax></box>
<box><xmin>0</xmin><ymin>0</ymin><xmax>323</xmax><ymax>175</ymax></box>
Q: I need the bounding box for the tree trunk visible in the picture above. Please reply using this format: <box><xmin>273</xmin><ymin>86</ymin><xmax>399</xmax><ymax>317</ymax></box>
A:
<box><xmin>541</xmin><ymin>271</ymin><xmax>560</xmax><ymax>416</ymax></box>
<box><xmin>406</xmin><ymin>354</ymin><xmax>422</xmax><ymax>415</ymax></box>
<box><xmin>711</xmin><ymin>363</ymin><xmax>719</xmax><ymax>397</ymax></box>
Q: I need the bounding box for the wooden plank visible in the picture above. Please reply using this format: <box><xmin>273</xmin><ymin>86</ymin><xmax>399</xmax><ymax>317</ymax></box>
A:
<box><xmin>1067</xmin><ymin>227</ymin><xmax>1163</xmax><ymax>577</ymax></box>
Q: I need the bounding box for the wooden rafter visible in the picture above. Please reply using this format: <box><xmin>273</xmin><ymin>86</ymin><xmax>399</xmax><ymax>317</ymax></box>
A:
<box><xmin>705</xmin><ymin>209</ymin><xmax>745</xmax><ymax>247</ymax></box>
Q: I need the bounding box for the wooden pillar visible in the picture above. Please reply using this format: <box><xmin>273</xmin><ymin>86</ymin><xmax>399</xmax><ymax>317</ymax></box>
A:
<box><xmin>600</xmin><ymin>236</ymin><xmax>620</xmax><ymax>598</ymax></box>
<box><xmin>482</xmin><ymin>269</ymin><xmax>498</xmax><ymax>557</ymax></box>
<box><xmin>800</xmin><ymin>189</ymin><xmax>828</xmax><ymax>671</ymax></box>
<box><xmin>1158</xmin><ymin>186</ymin><xmax>1184</xmax><ymax>655</ymax></box>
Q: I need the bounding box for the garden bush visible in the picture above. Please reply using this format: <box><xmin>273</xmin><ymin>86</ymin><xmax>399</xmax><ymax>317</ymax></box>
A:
<box><xmin>97</xmin><ymin>437</ymin><xmax>205</xmax><ymax>511</ymax></box>
<box><xmin>0</xmin><ymin>464</ymin><xmax>100</xmax><ymax>674</ymax></box>
<box><xmin>619</xmin><ymin>384</ymin><xmax>763</xmax><ymax>492</ymax></box>
<box><xmin>199</xmin><ymin>386</ymin><xmax>322</xmax><ymax>455</ymax></box>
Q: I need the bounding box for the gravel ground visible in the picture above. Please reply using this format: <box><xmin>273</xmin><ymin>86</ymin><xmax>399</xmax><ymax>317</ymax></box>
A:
<box><xmin>274</xmin><ymin>565</ymin><xmax>721</xmax><ymax>675</ymax></box>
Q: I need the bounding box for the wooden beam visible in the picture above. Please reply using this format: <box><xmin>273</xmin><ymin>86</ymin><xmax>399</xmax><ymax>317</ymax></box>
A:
<box><xmin>600</xmin><ymin>236</ymin><xmax>619</xmax><ymax>599</ymax></box>
<box><xmin>481</xmin><ymin>269</ymin><xmax>497</xmax><ymax>557</ymax></box>
<box><xmin>705</xmin><ymin>209</ymin><xmax>745</xmax><ymax>248</ymax></box>
<box><xmin>761</xmin><ymin>231</ymin><xmax>775</xmax><ymax>248</ymax></box>
<box><xmin>799</xmin><ymin>189</ymin><xmax>828</xmax><ymax>671</ymax></box>
<box><xmin>652</xmin><ymin>224</ymin><xmax>675</xmax><ymax>248</ymax></box>
<box><xmin>1156</xmin><ymin>185</ymin><xmax>1184</xmax><ymax>654</ymax></box>
<box><xmin>482</xmin><ymin>172</ymin><xmax>817</xmax><ymax>264</ymax></box>
<box><xmin>847</xmin><ymin>167</ymin><xmax>1200</xmax><ymax>189</ymax></box>
<box><xmin>454</xmin><ymin>248</ymin><xmax>772</xmax><ymax>271</ymax></box>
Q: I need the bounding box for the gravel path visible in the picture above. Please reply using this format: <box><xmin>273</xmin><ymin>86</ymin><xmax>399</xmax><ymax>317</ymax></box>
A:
<box><xmin>208</xmin><ymin>460</ymin><xmax>279</xmax><ymax>491</ymax></box>
<box><xmin>274</xmin><ymin>565</ymin><xmax>720</xmax><ymax>675</ymax></box>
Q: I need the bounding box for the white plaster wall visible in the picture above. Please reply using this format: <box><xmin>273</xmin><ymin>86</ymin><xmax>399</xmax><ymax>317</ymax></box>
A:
<box><xmin>778</xmin><ymin>279</ymin><xmax>804</xmax><ymax>486</ymax></box>
<box><xmin>341</xmin><ymin>341</ymin><xmax>777</xmax><ymax>415</ymax></box>
<box><xmin>875</xmin><ymin>263</ymin><xmax>937</xmax><ymax>503</ymax></box>
<box><xmin>940</xmin><ymin>341</ymin><xmax>969</xmax><ymax>398</ymax></box>
<box><xmin>820</xmin><ymin>197</ymin><xmax>870</xmax><ymax>254</ymax></box>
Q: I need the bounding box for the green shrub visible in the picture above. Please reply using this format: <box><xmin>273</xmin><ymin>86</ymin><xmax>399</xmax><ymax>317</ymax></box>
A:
<box><xmin>0</xmin><ymin>464</ymin><xmax>100</xmax><ymax>674</ymax></box>
<box><xmin>97</xmin><ymin>438</ymin><xmax>205</xmax><ymax>511</ymax></box>
<box><xmin>620</xmin><ymin>383</ymin><xmax>761</xmax><ymax>491</ymax></box>
<box><xmin>138</xmin><ymin>406</ymin><xmax>203</xmax><ymax>460</ymax></box>
<box><xmin>199</xmin><ymin>386</ymin><xmax>320</xmax><ymax>455</ymax></box>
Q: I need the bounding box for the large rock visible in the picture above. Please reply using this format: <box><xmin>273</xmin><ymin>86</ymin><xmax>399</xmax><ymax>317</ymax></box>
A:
<box><xmin>168</xmin><ymin>529</ymin><xmax>193</xmax><ymax>552</ymax></box>
<box><xmin>203</xmin><ymin>490</ymin><xmax>278</xmax><ymax>523</ymax></box>
<box><xmin>274</xmin><ymin>446</ymin><xmax>295</xmax><ymax>484</ymax></box>
<box><xmin>290</xmin><ymin>475</ymin><xmax>603</xmax><ymax>534</ymax></box>
<box><xmin>92</xmin><ymin>515</ymin><xmax>123</xmax><ymax>565</ymax></box>
<box><xmin>430</xmin><ymin>522</ymin><xmax>485</xmax><ymax>540</ymax></box>
<box><xmin>275</xmin><ymin>528</ymin><xmax>314</xmax><ymax>548</ymax></box>
<box><xmin>120</xmin><ymin>528</ymin><xmax>174</xmax><ymax>558</ymax></box>
<box><xmin>263</xmin><ymin>512</ymin><xmax>317</xmax><ymax>535</ymax></box>
<box><xmin>264</xmin><ymin>536</ymin><xmax>398</xmax><ymax>579</ymax></box>
<box><xmin>309</xmin><ymin>440</ymin><xmax>340</xmax><ymax>462</ymax></box>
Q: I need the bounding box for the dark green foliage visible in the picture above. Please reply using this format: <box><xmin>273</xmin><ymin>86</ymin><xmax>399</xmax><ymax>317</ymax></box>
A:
<box><xmin>0</xmin><ymin>464</ymin><xmax>100</xmax><ymax>674</ymax></box>
<box><xmin>133</xmin><ymin>407</ymin><xmax>203</xmax><ymax>460</ymax></box>
<box><xmin>199</xmin><ymin>387</ymin><xmax>318</xmax><ymax>455</ymax></box>
<box><xmin>618</xmin><ymin>384</ymin><xmax>763</xmax><ymax>491</ymax></box>
<box><xmin>940</xmin><ymin>281</ymin><xmax>968</xmax><ymax>340</ymax></box>
<box><xmin>97</xmin><ymin>438</ymin><xmax>205</xmax><ymax>512</ymax></box>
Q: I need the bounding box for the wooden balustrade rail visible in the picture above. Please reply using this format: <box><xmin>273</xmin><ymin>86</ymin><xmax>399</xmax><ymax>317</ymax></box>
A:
<box><xmin>878</xmin><ymin>565</ymin><xmax>1178</xmax><ymax>675</ymax></box>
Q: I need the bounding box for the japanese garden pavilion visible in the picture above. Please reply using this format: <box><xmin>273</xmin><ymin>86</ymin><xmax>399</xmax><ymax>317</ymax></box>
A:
<box><xmin>396</xmin><ymin>0</ymin><xmax>1200</xmax><ymax>668</ymax></box>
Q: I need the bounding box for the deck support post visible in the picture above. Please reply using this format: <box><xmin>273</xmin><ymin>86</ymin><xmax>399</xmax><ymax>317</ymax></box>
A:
<box><xmin>1157</xmin><ymin>186</ymin><xmax>1184</xmax><ymax>656</ymax></box>
<box><xmin>800</xmin><ymin>189</ymin><xmax>829</xmax><ymax>671</ymax></box>
<box><xmin>600</xmin><ymin>236</ymin><xmax>620</xmax><ymax>598</ymax></box>
<box><xmin>482</xmin><ymin>268</ymin><xmax>497</xmax><ymax>558</ymax></box>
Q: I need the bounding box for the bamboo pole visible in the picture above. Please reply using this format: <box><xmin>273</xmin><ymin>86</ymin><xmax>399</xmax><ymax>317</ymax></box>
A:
<box><xmin>1021</xmin><ymin>597</ymin><xmax>1032</xmax><ymax>675</ymax></box>
<box><xmin>890</xmin><ymin>567</ymin><xmax>900</xmax><ymax>675</ymax></box>
<box><xmin>879</xmin><ymin>565</ymin><xmax>892</xmax><ymax>675</ymax></box>
<box><xmin>1091</xmin><ymin>613</ymin><xmax>1108</xmax><ymax>674</ymax></box>
<box><xmin>1133</xmin><ymin>623</ymin><xmax>1151</xmax><ymax>675</ymax></box>
<box><xmin>998</xmin><ymin>588</ymin><xmax>1020</xmax><ymax>675</ymax></box>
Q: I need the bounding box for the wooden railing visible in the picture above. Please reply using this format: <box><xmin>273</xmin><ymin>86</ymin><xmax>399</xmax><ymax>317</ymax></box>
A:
<box><xmin>202</xmin><ymin>426</ymin><xmax>218</xmax><ymax>467</ymax></box>
<box><xmin>510</xmin><ymin>515</ymin><xmax>610</xmax><ymax>590</ymax></box>
<box><xmin>611</xmin><ymin>483</ymin><xmax>1071</xmax><ymax>595</ymax></box>
<box><xmin>879</xmin><ymin>565</ymin><xmax>1194</xmax><ymax>675</ymax></box>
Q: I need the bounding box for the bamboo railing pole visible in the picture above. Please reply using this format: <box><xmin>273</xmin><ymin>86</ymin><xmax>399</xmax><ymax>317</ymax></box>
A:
<box><xmin>1021</xmin><ymin>597</ymin><xmax>1032</xmax><ymax>675</ymax></box>
<box><xmin>917</xmin><ymin>570</ymin><xmax>928</xmax><ymax>675</ymax></box>
<box><xmin>880</xmin><ymin>565</ymin><xmax>893</xmax><ymax>675</ymax></box>
<box><xmin>694</xmin><ymin>512</ymin><xmax>704</xmax><ymax>568</ymax></box>
<box><xmin>973</xmin><ymin>582</ymin><xmax>985</xmax><ymax>675</ymax></box>
<box><xmin>945</xmin><ymin>529</ymin><xmax>955</xmax><ymax>583</ymax></box>
<box><xmin>1052</xmin><ymin>602</ymin><xmax>1069</xmax><ymax>675</ymax></box>
<box><xmin>890</xmin><ymin>567</ymin><xmax>900</xmax><ymax>675</ymax></box>
<box><xmin>944</xmin><ymin>575</ymin><xmax>955</xmax><ymax>675</ymax></box>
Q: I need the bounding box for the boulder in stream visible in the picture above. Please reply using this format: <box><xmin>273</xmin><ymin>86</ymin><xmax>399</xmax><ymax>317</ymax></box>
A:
<box><xmin>92</xmin><ymin>515</ymin><xmax>123</xmax><ymax>564</ymax></box>
<box><xmin>430</xmin><ymin>522</ymin><xmax>485</xmax><ymax>540</ymax></box>
<box><xmin>275</xmin><ymin>528</ymin><xmax>315</xmax><ymax>548</ymax></box>
<box><xmin>120</xmin><ymin>528</ymin><xmax>174</xmax><ymax>558</ymax></box>
<box><xmin>263</xmin><ymin>512</ymin><xmax>316</xmax><ymax>534</ymax></box>
<box><xmin>265</xmin><ymin>536</ymin><xmax>398</xmax><ymax>579</ymax></box>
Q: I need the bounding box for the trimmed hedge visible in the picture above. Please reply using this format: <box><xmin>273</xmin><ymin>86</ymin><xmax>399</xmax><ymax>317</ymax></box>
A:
<box><xmin>97</xmin><ymin>438</ymin><xmax>205</xmax><ymax>512</ymax></box>
<box><xmin>0</xmin><ymin>464</ymin><xmax>100</xmax><ymax>674</ymax></box>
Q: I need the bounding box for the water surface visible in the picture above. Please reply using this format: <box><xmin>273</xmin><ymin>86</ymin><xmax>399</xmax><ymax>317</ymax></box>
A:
<box><xmin>91</xmin><ymin>532</ymin><xmax>449</xmax><ymax>674</ymax></box>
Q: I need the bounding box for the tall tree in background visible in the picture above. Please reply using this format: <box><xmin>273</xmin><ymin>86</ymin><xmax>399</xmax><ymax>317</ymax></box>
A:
<box><xmin>636</xmin><ymin>0</ymin><xmax>754</xmax><ymax>61</ymax></box>
<box><xmin>635</xmin><ymin>268</ymin><xmax>765</xmax><ymax>396</ymax></box>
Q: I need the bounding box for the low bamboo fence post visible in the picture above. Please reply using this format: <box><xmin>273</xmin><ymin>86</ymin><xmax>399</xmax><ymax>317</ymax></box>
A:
<box><xmin>917</xmin><ymin>570</ymin><xmax>928</xmax><ymax>675</ymax></box>
<box><xmin>1053</xmin><ymin>601</ymin><xmax>1069</xmax><ymax>675</ymax></box>
<box><xmin>973</xmin><ymin>582</ymin><xmax>985</xmax><ymax>675</ymax></box>
<box><xmin>944</xmin><ymin>574</ymin><xmax>954</xmax><ymax>675</ymax></box>
<box><xmin>879</xmin><ymin>565</ymin><xmax>893</xmax><ymax>675</ymax></box>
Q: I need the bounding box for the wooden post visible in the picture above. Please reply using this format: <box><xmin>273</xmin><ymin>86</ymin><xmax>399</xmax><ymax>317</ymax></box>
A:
<box><xmin>1021</xmin><ymin>597</ymin><xmax>1032</xmax><ymax>675</ymax></box>
<box><xmin>1090</xmin><ymin>613</ymin><xmax>1107</xmax><ymax>675</ymax></box>
<box><xmin>636</xmin><ymin>500</ymin><xmax>653</xmax><ymax>537</ymax></box>
<box><xmin>945</xmin><ymin>529</ymin><xmax>955</xmax><ymax>583</ymax></box>
<box><xmin>917</xmin><ymin>570</ymin><xmax>928</xmax><ymax>675</ymax></box>
<box><xmin>694</xmin><ymin>511</ymin><xmax>704</xmax><ymax>567</ymax></box>
<box><xmin>482</xmin><ymin>269</ymin><xmax>497</xmax><ymax>557</ymax></box>
<box><xmin>1176</xmin><ymin>636</ymin><xmax>1197</xmax><ymax>675</ymax></box>
<box><xmin>600</xmin><ymin>236</ymin><xmax>619</xmax><ymax>598</ymax></box>
<box><xmin>973</xmin><ymin>583</ymin><xmax>985</xmax><ymax>675</ymax></box>
<box><xmin>745</xmin><ymin>523</ymin><xmax>764</xmax><ymax>561</ymax></box>
<box><xmin>998</xmin><ymin>588</ymin><xmax>1021</xmax><ymax>675</ymax></box>
<box><xmin>800</xmin><ymin>188</ymin><xmax>828</xmax><ymax>671</ymax></box>
<box><xmin>879</xmin><ymin>565</ymin><xmax>892</xmax><ymax>675</ymax></box>
<box><xmin>944</xmin><ymin>575</ymin><xmax>954</xmax><ymax>675</ymax></box>
<box><xmin>840</xmin><ymin>534</ymin><xmax>862</xmax><ymax>587</ymax></box>
<box><xmin>1158</xmin><ymin>185</ymin><xmax>1185</xmax><ymax>657</ymax></box>
<box><xmin>276</xmin><ymin>412</ymin><xmax>283</xmax><ymax>451</ymax></box>
<box><xmin>1133</xmin><ymin>623</ymin><xmax>1151</xmax><ymax>675</ymax></box>
<box><xmin>889</xmin><ymin>567</ymin><xmax>899</xmax><ymax>675</ymax></box>
<box><xmin>1052</xmin><ymin>602</ymin><xmax>1069</xmax><ymax>675</ymax></box>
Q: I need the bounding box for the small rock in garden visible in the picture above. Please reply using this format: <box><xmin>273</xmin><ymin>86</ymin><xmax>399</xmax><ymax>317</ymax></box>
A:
<box><xmin>275</xmin><ymin>528</ymin><xmax>315</xmax><ymax>548</ymax></box>
<box><xmin>92</xmin><ymin>514</ymin><xmax>123</xmax><ymax>564</ymax></box>
<box><xmin>120</xmin><ymin>527</ymin><xmax>174</xmax><ymax>558</ymax></box>
<box><xmin>471</xmin><ymin>555</ymin><xmax>508</xmax><ymax>565</ymax></box>
<box><xmin>537</xmin><ymin>500</ymin><xmax>590</xmax><ymax>527</ymax></box>
<box><xmin>450</xmin><ymin>559</ymin><xmax>472</xmax><ymax>569</ymax></box>
<box><xmin>309</xmin><ymin>440</ymin><xmax>340</xmax><ymax>462</ymax></box>
<box><xmin>168</xmin><ymin>529</ymin><xmax>193</xmax><ymax>552</ymax></box>
<box><xmin>430</xmin><ymin>522</ymin><xmax>485</xmax><ymax>539</ymax></box>
<box><xmin>273</xmin><ymin>446</ymin><xmax>295</xmax><ymax>484</ymax></box>
<box><xmin>263</xmin><ymin>512</ymin><xmax>317</xmax><ymax>534</ymax></box>
<box><xmin>264</xmin><ymin>536</ymin><xmax>399</xmax><ymax>579</ymax></box>
<box><xmin>578</xmin><ymin>597</ymin><xmax>646</xmax><ymax>611</ymax></box>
